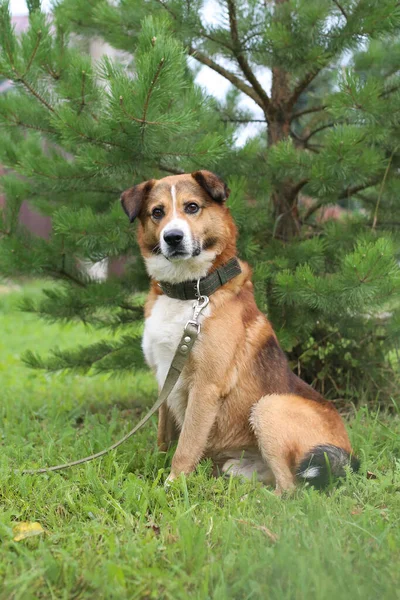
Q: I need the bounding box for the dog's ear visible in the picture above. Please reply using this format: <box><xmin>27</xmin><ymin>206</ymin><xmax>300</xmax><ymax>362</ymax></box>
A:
<box><xmin>191</xmin><ymin>170</ymin><xmax>230</xmax><ymax>203</ymax></box>
<box><xmin>120</xmin><ymin>180</ymin><xmax>155</xmax><ymax>223</ymax></box>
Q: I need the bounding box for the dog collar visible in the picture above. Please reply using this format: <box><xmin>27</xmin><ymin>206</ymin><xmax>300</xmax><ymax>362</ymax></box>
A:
<box><xmin>158</xmin><ymin>257</ymin><xmax>242</xmax><ymax>300</ymax></box>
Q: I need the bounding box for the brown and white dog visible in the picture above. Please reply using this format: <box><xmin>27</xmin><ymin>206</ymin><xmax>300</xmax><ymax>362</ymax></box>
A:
<box><xmin>121</xmin><ymin>171</ymin><xmax>359</xmax><ymax>493</ymax></box>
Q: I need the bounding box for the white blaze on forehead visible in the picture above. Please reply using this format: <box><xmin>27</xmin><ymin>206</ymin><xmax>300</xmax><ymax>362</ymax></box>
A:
<box><xmin>171</xmin><ymin>184</ymin><xmax>177</xmax><ymax>217</ymax></box>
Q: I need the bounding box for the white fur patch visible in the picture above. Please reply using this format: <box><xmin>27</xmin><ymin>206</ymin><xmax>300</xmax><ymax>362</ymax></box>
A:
<box><xmin>171</xmin><ymin>184</ymin><xmax>177</xmax><ymax>217</ymax></box>
<box><xmin>143</xmin><ymin>294</ymin><xmax>211</xmax><ymax>426</ymax></box>
<box><xmin>221</xmin><ymin>451</ymin><xmax>273</xmax><ymax>484</ymax></box>
<box><xmin>160</xmin><ymin>217</ymin><xmax>193</xmax><ymax>257</ymax></box>
<box><xmin>298</xmin><ymin>466</ymin><xmax>321</xmax><ymax>479</ymax></box>
<box><xmin>145</xmin><ymin>250</ymin><xmax>216</xmax><ymax>284</ymax></box>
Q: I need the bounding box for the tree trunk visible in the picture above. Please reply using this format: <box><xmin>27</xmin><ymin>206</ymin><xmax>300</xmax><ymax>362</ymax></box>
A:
<box><xmin>267</xmin><ymin>55</ymin><xmax>301</xmax><ymax>240</ymax></box>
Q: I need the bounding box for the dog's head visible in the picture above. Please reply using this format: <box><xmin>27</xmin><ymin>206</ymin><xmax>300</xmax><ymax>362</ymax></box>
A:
<box><xmin>121</xmin><ymin>171</ymin><xmax>237</xmax><ymax>283</ymax></box>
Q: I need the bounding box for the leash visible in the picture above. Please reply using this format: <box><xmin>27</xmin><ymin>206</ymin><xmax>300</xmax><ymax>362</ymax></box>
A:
<box><xmin>20</xmin><ymin>294</ymin><xmax>210</xmax><ymax>475</ymax></box>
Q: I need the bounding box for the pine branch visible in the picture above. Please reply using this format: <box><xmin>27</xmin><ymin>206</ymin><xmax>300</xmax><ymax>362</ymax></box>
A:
<box><xmin>155</xmin><ymin>149</ymin><xmax>210</xmax><ymax>158</ymax></box>
<box><xmin>241</xmin><ymin>29</ymin><xmax>265</xmax><ymax>46</ymax></box>
<box><xmin>49</xmin><ymin>269</ymin><xmax>87</xmax><ymax>288</ymax></box>
<box><xmin>2</xmin><ymin>18</ymin><xmax>16</xmax><ymax>70</ymax></box>
<box><xmin>290</xmin><ymin>128</ymin><xmax>323</xmax><ymax>153</ymax></box>
<box><xmin>154</xmin><ymin>0</ymin><xmax>236</xmax><ymax>55</ymax></box>
<box><xmin>372</xmin><ymin>146</ymin><xmax>398</xmax><ymax>230</ymax></box>
<box><xmin>221</xmin><ymin>117</ymin><xmax>267</xmax><ymax>123</ymax></box>
<box><xmin>158</xmin><ymin>162</ymin><xmax>185</xmax><ymax>174</ymax></box>
<box><xmin>380</xmin><ymin>84</ymin><xmax>400</xmax><ymax>98</ymax></box>
<box><xmin>0</xmin><ymin>114</ymin><xmax>57</xmax><ymax>135</ymax></box>
<box><xmin>24</xmin><ymin>345</ymin><xmax>120</xmax><ymax>372</ymax></box>
<box><xmin>28</xmin><ymin>168</ymin><xmax>96</xmax><ymax>181</ymax></box>
<box><xmin>77</xmin><ymin>69</ymin><xmax>86</xmax><ymax>115</ymax></box>
<box><xmin>63</xmin><ymin>121</ymin><xmax>131</xmax><ymax>151</ymax></box>
<box><xmin>287</xmin><ymin>69</ymin><xmax>322</xmax><ymax>112</ymax></box>
<box><xmin>332</xmin><ymin>0</ymin><xmax>348</xmax><ymax>20</ymax></box>
<box><xmin>302</xmin><ymin>179</ymin><xmax>381</xmax><ymax>222</ymax></box>
<box><xmin>302</xmin><ymin>122</ymin><xmax>336</xmax><ymax>142</ymax></box>
<box><xmin>22</xmin><ymin>30</ymin><xmax>42</xmax><ymax>78</ymax></box>
<box><xmin>26</xmin><ymin>0</ymin><xmax>40</xmax><ymax>14</ymax></box>
<box><xmin>154</xmin><ymin>0</ymin><xmax>176</xmax><ymax>19</ymax></box>
<box><xmin>118</xmin><ymin>302</ymin><xmax>143</xmax><ymax>314</ymax></box>
<box><xmin>43</xmin><ymin>62</ymin><xmax>61</xmax><ymax>80</ymax></box>
<box><xmin>289</xmin><ymin>178</ymin><xmax>309</xmax><ymax>200</ymax></box>
<box><xmin>304</xmin><ymin>145</ymin><xmax>321</xmax><ymax>154</ymax></box>
<box><xmin>339</xmin><ymin>179</ymin><xmax>381</xmax><ymax>200</ymax></box>
<box><xmin>355</xmin><ymin>192</ymin><xmax>376</xmax><ymax>206</ymax></box>
<box><xmin>15</xmin><ymin>74</ymin><xmax>56</xmax><ymax>114</ymax></box>
<box><xmin>291</xmin><ymin>105</ymin><xmax>328</xmax><ymax>121</ymax></box>
<box><xmin>198</xmin><ymin>28</ymin><xmax>234</xmax><ymax>53</ymax></box>
<box><xmin>7</xmin><ymin>72</ymin><xmax>129</xmax><ymax>151</ymax></box>
<box><xmin>226</xmin><ymin>0</ymin><xmax>271</xmax><ymax>115</ymax></box>
<box><xmin>302</xmin><ymin>200</ymin><xmax>326</xmax><ymax>222</ymax></box>
<box><xmin>141</xmin><ymin>57</ymin><xmax>165</xmax><ymax>143</ymax></box>
<box><xmin>71</xmin><ymin>187</ymin><xmax>121</xmax><ymax>194</ymax></box>
<box><xmin>383</xmin><ymin>66</ymin><xmax>400</xmax><ymax>80</ymax></box>
<box><xmin>188</xmin><ymin>46</ymin><xmax>265</xmax><ymax>110</ymax></box>
<box><xmin>24</xmin><ymin>334</ymin><xmax>146</xmax><ymax>374</ymax></box>
<box><xmin>119</xmin><ymin>95</ymin><xmax>179</xmax><ymax>126</ymax></box>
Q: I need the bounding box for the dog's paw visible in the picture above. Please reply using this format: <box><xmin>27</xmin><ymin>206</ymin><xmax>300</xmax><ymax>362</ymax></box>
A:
<box><xmin>164</xmin><ymin>472</ymin><xmax>177</xmax><ymax>489</ymax></box>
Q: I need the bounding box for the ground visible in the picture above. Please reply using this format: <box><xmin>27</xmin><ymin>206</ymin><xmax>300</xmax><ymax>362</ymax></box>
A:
<box><xmin>0</xmin><ymin>281</ymin><xmax>399</xmax><ymax>600</ymax></box>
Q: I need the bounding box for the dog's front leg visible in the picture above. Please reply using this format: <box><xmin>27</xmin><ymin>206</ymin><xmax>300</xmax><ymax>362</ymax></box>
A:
<box><xmin>168</xmin><ymin>385</ymin><xmax>219</xmax><ymax>480</ymax></box>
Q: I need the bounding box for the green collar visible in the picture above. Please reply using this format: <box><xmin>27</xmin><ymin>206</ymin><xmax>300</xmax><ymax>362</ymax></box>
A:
<box><xmin>159</xmin><ymin>257</ymin><xmax>242</xmax><ymax>301</ymax></box>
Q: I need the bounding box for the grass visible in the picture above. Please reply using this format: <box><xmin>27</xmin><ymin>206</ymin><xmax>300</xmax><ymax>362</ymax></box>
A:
<box><xmin>0</xmin><ymin>281</ymin><xmax>399</xmax><ymax>600</ymax></box>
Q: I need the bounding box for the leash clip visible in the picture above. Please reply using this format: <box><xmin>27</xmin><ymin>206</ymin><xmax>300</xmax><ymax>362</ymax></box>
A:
<box><xmin>192</xmin><ymin>294</ymin><xmax>209</xmax><ymax>322</ymax></box>
<box><xmin>185</xmin><ymin>281</ymin><xmax>209</xmax><ymax>333</ymax></box>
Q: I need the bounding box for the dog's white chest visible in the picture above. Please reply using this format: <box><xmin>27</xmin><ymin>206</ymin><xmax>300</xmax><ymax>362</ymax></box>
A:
<box><xmin>143</xmin><ymin>295</ymin><xmax>194</xmax><ymax>380</ymax></box>
<box><xmin>143</xmin><ymin>295</ymin><xmax>210</xmax><ymax>425</ymax></box>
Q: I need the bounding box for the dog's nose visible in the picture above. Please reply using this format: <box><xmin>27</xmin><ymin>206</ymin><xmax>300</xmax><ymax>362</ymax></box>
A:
<box><xmin>163</xmin><ymin>229</ymin><xmax>184</xmax><ymax>247</ymax></box>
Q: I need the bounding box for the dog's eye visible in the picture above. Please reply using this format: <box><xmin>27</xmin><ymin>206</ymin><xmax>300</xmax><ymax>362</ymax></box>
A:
<box><xmin>185</xmin><ymin>203</ymin><xmax>200</xmax><ymax>215</ymax></box>
<box><xmin>151</xmin><ymin>207</ymin><xmax>165</xmax><ymax>220</ymax></box>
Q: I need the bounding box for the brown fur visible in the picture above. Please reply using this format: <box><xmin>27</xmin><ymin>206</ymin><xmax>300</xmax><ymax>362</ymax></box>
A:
<box><xmin>122</xmin><ymin>171</ymin><xmax>356</xmax><ymax>493</ymax></box>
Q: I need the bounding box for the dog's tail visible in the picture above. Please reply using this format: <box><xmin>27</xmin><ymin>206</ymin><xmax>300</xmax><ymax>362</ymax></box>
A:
<box><xmin>296</xmin><ymin>444</ymin><xmax>360</xmax><ymax>489</ymax></box>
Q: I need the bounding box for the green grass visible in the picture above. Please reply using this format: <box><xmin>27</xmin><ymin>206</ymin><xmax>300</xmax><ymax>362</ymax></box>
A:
<box><xmin>0</xmin><ymin>281</ymin><xmax>399</xmax><ymax>600</ymax></box>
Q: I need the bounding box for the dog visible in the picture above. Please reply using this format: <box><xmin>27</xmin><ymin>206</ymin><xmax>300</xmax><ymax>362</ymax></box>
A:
<box><xmin>121</xmin><ymin>170</ymin><xmax>360</xmax><ymax>493</ymax></box>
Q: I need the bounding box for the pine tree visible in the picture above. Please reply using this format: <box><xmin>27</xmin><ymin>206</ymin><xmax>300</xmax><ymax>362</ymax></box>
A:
<box><xmin>0</xmin><ymin>0</ymin><xmax>399</xmax><ymax>402</ymax></box>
